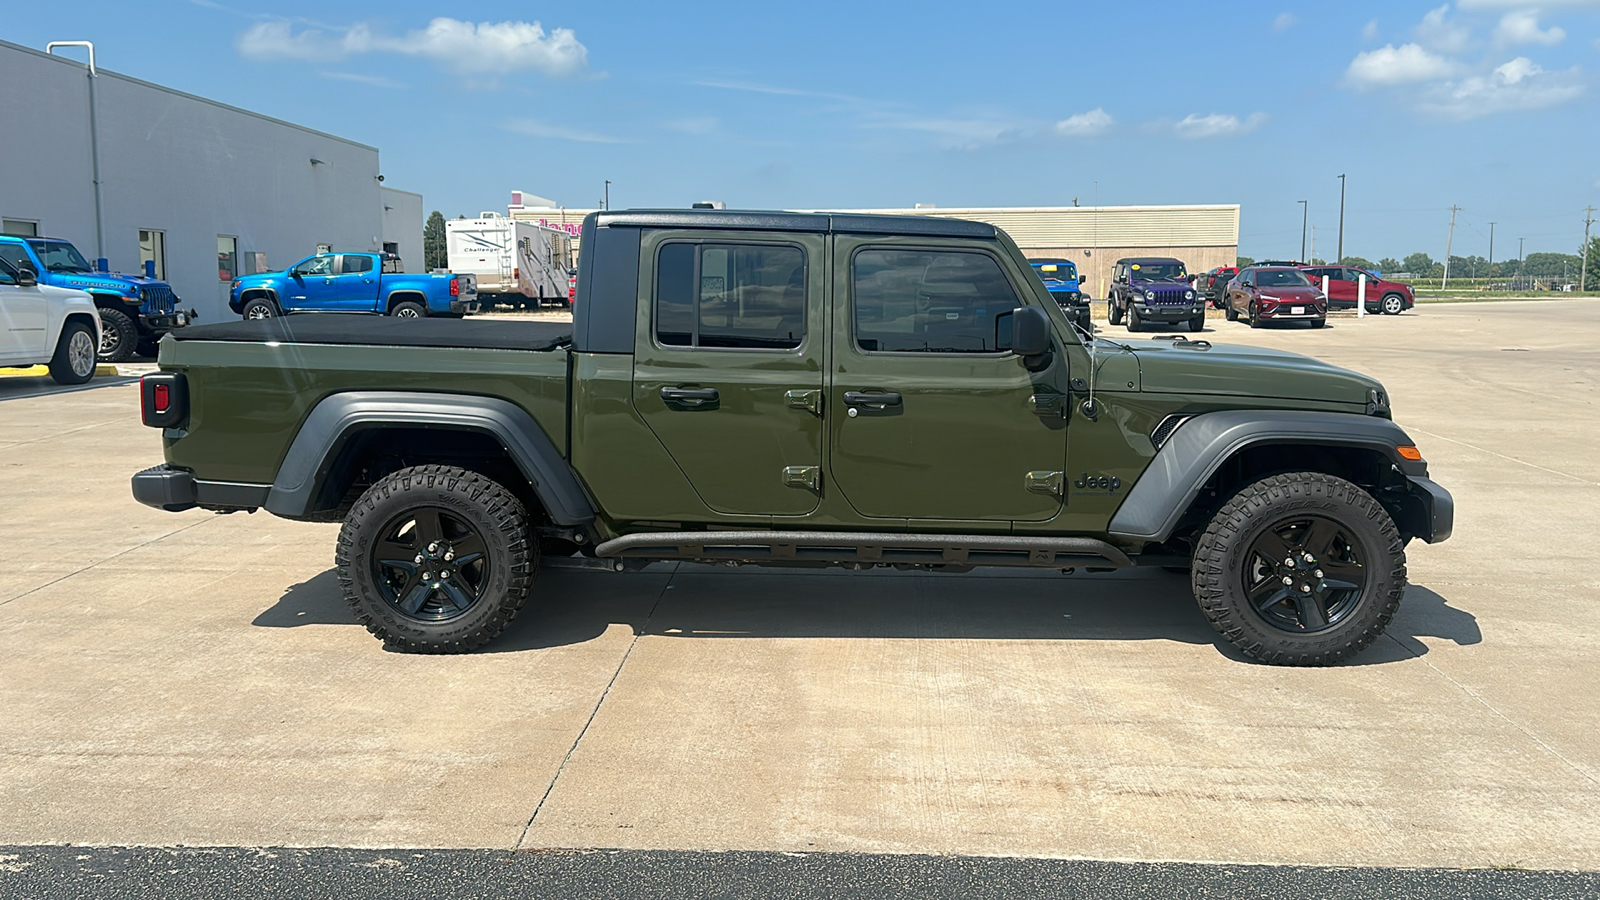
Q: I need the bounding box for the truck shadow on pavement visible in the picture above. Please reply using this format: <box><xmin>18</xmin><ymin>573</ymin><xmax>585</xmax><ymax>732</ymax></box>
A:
<box><xmin>254</xmin><ymin>567</ymin><xmax>1481</xmax><ymax>665</ymax></box>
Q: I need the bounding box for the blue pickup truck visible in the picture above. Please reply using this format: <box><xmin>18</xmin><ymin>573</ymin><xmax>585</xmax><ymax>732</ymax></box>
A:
<box><xmin>1028</xmin><ymin>258</ymin><xmax>1090</xmax><ymax>329</ymax></box>
<box><xmin>229</xmin><ymin>252</ymin><xmax>478</xmax><ymax>319</ymax></box>
<box><xmin>0</xmin><ymin>235</ymin><xmax>190</xmax><ymax>362</ymax></box>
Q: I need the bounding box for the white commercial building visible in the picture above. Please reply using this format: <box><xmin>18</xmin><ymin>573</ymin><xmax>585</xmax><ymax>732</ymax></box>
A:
<box><xmin>0</xmin><ymin>39</ymin><xmax>422</xmax><ymax>323</ymax></box>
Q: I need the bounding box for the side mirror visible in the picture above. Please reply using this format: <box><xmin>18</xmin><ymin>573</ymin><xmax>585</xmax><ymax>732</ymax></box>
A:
<box><xmin>1009</xmin><ymin>306</ymin><xmax>1052</xmax><ymax>362</ymax></box>
<box><xmin>16</xmin><ymin>267</ymin><xmax>37</xmax><ymax>287</ymax></box>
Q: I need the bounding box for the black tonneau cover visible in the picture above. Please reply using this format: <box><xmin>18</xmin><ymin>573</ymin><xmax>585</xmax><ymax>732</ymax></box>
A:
<box><xmin>170</xmin><ymin>315</ymin><xmax>573</xmax><ymax>352</ymax></box>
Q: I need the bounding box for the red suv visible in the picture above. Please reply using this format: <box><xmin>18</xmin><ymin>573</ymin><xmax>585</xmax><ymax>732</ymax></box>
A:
<box><xmin>1224</xmin><ymin>266</ymin><xmax>1327</xmax><ymax>328</ymax></box>
<box><xmin>1300</xmin><ymin>265</ymin><xmax>1414</xmax><ymax>315</ymax></box>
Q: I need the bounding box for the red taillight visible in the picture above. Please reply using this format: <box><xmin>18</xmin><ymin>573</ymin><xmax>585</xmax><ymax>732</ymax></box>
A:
<box><xmin>154</xmin><ymin>383</ymin><xmax>170</xmax><ymax>413</ymax></box>
<box><xmin>449</xmin><ymin>277</ymin><xmax>460</xmax><ymax>297</ymax></box>
<box><xmin>141</xmin><ymin>373</ymin><xmax>188</xmax><ymax>428</ymax></box>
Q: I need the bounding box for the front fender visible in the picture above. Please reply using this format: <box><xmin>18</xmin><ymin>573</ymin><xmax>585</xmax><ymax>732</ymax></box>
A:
<box><xmin>1108</xmin><ymin>409</ymin><xmax>1435</xmax><ymax>543</ymax></box>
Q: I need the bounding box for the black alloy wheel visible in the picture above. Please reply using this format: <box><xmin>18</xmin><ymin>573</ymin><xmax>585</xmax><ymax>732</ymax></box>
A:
<box><xmin>1190</xmin><ymin>471</ymin><xmax>1406</xmax><ymax>666</ymax></box>
<box><xmin>336</xmin><ymin>465</ymin><xmax>536</xmax><ymax>653</ymax></box>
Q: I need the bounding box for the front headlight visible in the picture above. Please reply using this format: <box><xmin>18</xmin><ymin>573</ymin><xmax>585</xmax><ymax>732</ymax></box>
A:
<box><xmin>1185</xmin><ymin>289</ymin><xmax>1196</xmax><ymax>300</ymax></box>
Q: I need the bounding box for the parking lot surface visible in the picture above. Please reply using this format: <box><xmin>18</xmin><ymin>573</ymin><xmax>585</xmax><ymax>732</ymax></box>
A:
<box><xmin>1</xmin><ymin>301</ymin><xmax>1598</xmax><ymax>872</ymax></box>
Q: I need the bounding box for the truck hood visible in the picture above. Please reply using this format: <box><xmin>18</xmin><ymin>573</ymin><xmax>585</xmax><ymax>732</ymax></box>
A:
<box><xmin>1126</xmin><ymin>338</ymin><xmax>1381</xmax><ymax>406</ymax></box>
<box><xmin>55</xmin><ymin>272</ymin><xmax>172</xmax><ymax>293</ymax></box>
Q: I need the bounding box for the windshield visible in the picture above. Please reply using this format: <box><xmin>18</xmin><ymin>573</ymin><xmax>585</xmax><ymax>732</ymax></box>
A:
<box><xmin>1257</xmin><ymin>269</ymin><xmax>1312</xmax><ymax>287</ymax></box>
<box><xmin>1032</xmin><ymin>260</ymin><xmax>1077</xmax><ymax>280</ymax></box>
<box><xmin>25</xmin><ymin>239</ymin><xmax>92</xmax><ymax>273</ymax></box>
<box><xmin>1129</xmin><ymin>261</ymin><xmax>1186</xmax><ymax>280</ymax></box>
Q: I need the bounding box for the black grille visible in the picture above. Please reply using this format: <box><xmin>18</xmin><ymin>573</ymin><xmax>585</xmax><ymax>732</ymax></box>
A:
<box><xmin>1150</xmin><ymin>414</ymin><xmax>1191</xmax><ymax>449</ymax></box>
<box><xmin>1145</xmin><ymin>287</ymin><xmax>1190</xmax><ymax>307</ymax></box>
<box><xmin>142</xmin><ymin>285</ymin><xmax>177</xmax><ymax>314</ymax></box>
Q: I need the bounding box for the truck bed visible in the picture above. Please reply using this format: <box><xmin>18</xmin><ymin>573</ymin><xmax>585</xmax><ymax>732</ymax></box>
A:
<box><xmin>170</xmin><ymin>315</ymin><xmax>572</xmax><ymax>352</ymax></box>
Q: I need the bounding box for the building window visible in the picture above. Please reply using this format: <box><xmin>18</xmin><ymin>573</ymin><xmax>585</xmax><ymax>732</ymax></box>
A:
<box><xmin>2</xmin><ymin>219</ymin><xmax>38</xmax><ymax>237</ymax></box>
<box><xmin>217</xmin><ymin>235</ymin><xmax>238</xmax><ymax>281</ymax></box>
<box><xmin>139</xmin><ymin>229</ymin><xmax>166</xmax><ymax>279</ymax></box>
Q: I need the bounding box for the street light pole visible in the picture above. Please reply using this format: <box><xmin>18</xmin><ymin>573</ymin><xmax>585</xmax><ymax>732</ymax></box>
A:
<box><xmin>1488</xmin><ymin>222</ymin><xmax>1495</xmax><ymax>274</ymax></box>
<box><xmin>1336</xmin><ymin>174</ymin><xmax>1346</xmax><ymax>265</ymax></box>
<box><xmin>1298</xmin><ymin>200</ymin><xmax>1307</xmax><ymax>262</ymax></box>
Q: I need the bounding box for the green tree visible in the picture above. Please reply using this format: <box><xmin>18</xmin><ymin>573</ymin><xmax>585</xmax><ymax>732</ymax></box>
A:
<box><xmin>1235</xmin><ymin>255</ymin><xmax>1254</xmax><ymax>268</ymax></box>
<box><xmin>1523</xmin><ymin>252</ymin><xmax>1581</xmax><ymax>278</ymax></box>
<box><xmin>1378</xmin><ymin>257</ymin><xmax>1401</xmax><ymax>273</ymax></box>
<box><xmin>1402</xmin><ymin>252</ymin><xmax>1441</xmax><ymax>277</ymax></box>
<box><xmin>1339</xmin><ymin>256</ymin><xmax>1377</xmax><ymax>271</ymax></box>
<box><xmin>1583</xmin><ymin>236</ymin><xmax>1600</xmax><ymax>290</ymax></box>
<box><xmin>424</xmin><ymin>210</ymin><xmax>447</xmax><ymax>271</ymax></box>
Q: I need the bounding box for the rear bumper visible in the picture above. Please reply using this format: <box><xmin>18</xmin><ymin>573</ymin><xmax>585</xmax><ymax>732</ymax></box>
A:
<box><xmin>449</xmin><ymin>298</ymin><xmax>480</xmax><ymax>315</ymax></box>
<box><xmin>132</xmin><ymin>464</ymin><xmax>270</xmax><ymax>513</ymax></box>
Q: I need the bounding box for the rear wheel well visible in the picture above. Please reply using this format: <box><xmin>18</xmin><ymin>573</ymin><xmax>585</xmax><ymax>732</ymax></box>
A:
<box><xmin>1167</xmin><ymin>442</ymin><xmax>1416</xmax><ymax>548</ymax></box>
<box><xmin>386</xmin><ymin>291</ymin><xmax>427</xmax><ymax>313</ymax></box>
<box><xmin>307</xmin><ymin>426</ymin><xmax>548</xmax><ymax>527</ymax></box>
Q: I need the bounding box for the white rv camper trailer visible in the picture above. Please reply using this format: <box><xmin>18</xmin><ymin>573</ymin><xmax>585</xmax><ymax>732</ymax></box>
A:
<box><xmin>445</xmin><ymin>214</ymin><xmax>574</xmax><ymax>309</ymax></box>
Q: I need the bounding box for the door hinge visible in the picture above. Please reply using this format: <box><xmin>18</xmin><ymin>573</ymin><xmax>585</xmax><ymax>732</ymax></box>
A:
<box><xmin>1029</xmin><ymin>393</ymin><xmax>1066</xmax><ymax>417</ymax></box>
<box><xmin>785</xmin><ymin>389</ymin><xmax>822</xmax><ymax>415</ymax></box>
<box><xmin>783</xmin><ymin>465</ymin><xmax>821</xmax><ymax>491</ymax></box>
<box><xmin>1025</xmin><ymin>470</ymin><xmax>1065</xmax><ymax>498</ymax></box>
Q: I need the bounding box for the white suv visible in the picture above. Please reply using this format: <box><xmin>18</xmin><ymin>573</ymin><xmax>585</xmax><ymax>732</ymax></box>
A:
<box><xmin>0</xmin><ymin>257</ymin><xmax>102</xmax><ymax>384</ymax></box>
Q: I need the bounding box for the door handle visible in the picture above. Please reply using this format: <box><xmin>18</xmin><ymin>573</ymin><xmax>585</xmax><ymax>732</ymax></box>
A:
<box><xmin>363</xmin><ymin>278</ymin><xmax>374</xmax><ymax>284</ymax></box>
<box><xmin>843</xmin><ymin>391</ymin><xmax>902</xmax><ymax>409</ymax></box>
<box><xmin>660</xmin><ymin>386</ymin><xmax>719</xmax><ymax>408</ymax></box>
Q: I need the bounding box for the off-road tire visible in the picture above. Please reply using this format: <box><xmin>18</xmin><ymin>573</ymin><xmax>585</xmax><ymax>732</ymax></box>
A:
<box><xmin>242</xmin><ymin>298</ymin><xmax>277</xmax><ymax>320</ymax></box>
<box><xmin>336</xmin><ymin>465</ymin><xmax>536</xmax><ymax>653</ymax></box>
<box><xmin>48</xmin><ymin>321</ymin><xmax>97</xmax><ymax>385</ymax></box>
<box><xmin>1127</xmin><ymin>306</ymin><xmax>1143</xmax><ymax>332</ymax></box>
<box><xmin>1108</xmin><ymin>298</ymin><xmax>1124</xmax><ymax>326</ymax></box>
<box><xmin>1382</xmin><ymin>293</ymin><xmax>1405</xmax><ymax>315</ymax></box>
<box><xmin>96</xmin><ymin>306</ymin><xmax>136</xmax><ymax>362</ymax></box>
<box><xmin>1189</xmin><ymin>313</ymin><xmax>1206</xmax><ymax>332</ymax></box>
<box><xmin>390</xmin><ymin>300</ymin><xmax>427</xmax><ymax>318</ymax></box>
<box><xmin>1191</xmin><ymin>472</ymin><xmax>1406</xmax><ymax>666</ymax></box>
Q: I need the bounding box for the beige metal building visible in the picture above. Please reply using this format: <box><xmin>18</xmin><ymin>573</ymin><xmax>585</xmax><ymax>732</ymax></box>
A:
<box><xmin>506</xmin><ymin>195</ymin><xmax>1240</xmax><ymax>300</ymax></box>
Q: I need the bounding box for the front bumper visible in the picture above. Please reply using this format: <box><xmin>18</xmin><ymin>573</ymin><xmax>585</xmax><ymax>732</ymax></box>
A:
<box><xmin>1402</xmin><ymin>475</ymin><xmax>1454</xmax><ymax>544</ymax></box>
<box><xmin>139</xmin><ymin>309</ymin><xmax>191</xmax><ymax>333</ymax></box>
<box><xmin>1133</xmin><ymin>303</ymin><xmax>1205</xmax><ymax>321</ymax></box>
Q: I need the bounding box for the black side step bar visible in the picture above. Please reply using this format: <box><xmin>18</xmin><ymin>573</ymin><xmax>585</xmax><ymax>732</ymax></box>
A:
<box><xmin>593</xmin><ymin>530</ymin><xmax>1133</xmax><ymax>570</ymax></box>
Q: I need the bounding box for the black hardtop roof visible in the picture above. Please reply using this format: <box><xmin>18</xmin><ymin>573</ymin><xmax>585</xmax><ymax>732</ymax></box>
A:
<box><xmin>589</xmin><ymin>209</ymin><xmax>996</xmax><ymax>238</ymax></box>
<box><xmin>1116</xmin><ymin>256</ymin><xmax>1185</xmax><ymax>265</ymax></box>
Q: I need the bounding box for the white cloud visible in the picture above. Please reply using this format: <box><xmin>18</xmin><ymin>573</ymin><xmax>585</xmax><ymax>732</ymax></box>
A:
<box><xmin>1493</xmin><ymin>10</ymin><xmax>1566</xmax><ymax>45</ymax></box>
<box><xmin>1420</xmin><ymin>57</ymin><xmax>1585</xmax><ymax>117</ymax></box>
<box><xmin>1415</xmin><ymin>4</ymin><xmax>1472</xmax><ymax>52</ymax></box>
<box><xmin>319</xmin><ymin>70</ymin><xmax>406</xmax><ymax>89</ymax></box>
<box><xmin>1363</xmin><ymin>19</ymin><xmax>1381</xmax><ymax>40</ymax></box>
<box><xmin>1173</xmin><ymin>112</ymin><xmax>1267</xmax><ymax>139</ymax></box>
<box><xmin>1459</xmin><ymin>0</ymin><xmax>1600</xmax><ymax>8</ymax></box>
<box><xmin>240</xmin><ymin>17</ymin><xmax>587</xmax><ymax>76</ymax></box>
<box><xmin>1054</xmin><ymin>108</ymin><xmax>1113</xmax><ymax>137</ymax></box>
<box><xmin>1345</xmin><ymin>43</ymin><xmax>1460</xmax><ymax>86</ymax></box>
<box><xmin>1272</xmin><ymin>13</ymin><xmax>1297</xmax><ymax>32</ymax></box>
<box><xmin>503</xmin><ymin>118</ymin><xmax>627</xmax><ymax>143</ymax></box>
<box><xmin>664</xmin><ymin>117</ymin><xmax>719</xmax><ymax>135</ymax></box>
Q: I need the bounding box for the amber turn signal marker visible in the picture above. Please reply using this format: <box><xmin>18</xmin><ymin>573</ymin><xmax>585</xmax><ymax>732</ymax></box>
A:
<box><xmin>1396</xmin><ymin>445</ymin><xmax>1423</xmax><ymax>461</ymax></box>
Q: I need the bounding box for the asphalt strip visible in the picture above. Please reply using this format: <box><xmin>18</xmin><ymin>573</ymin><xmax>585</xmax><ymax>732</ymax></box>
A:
<box><xmin>0</xmin><ymin>846</ymin><xmax>1594</xmax><ymax>900</ymax></box>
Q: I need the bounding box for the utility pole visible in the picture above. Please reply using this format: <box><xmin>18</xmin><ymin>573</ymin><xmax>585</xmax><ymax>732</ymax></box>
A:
<box><xmin>1336</xmin><ymin>174</ymin><xmax>1347</xmax><ymax>265</ymax></box>
<box><xmin>1584</xmin><ymin>206</ymin><xmax>1595</xmax><ymax>292</ymax></box>
<box><xmin>1298</xmin><ymin>200</ymin><xmax>1308</xmax><ymax>262</ymax></box>
<box><xmin>1488</xmin><ymin>222</ymin><xmax>1495</xmax><ymax>272</ymax></box>
<box><xmin>1519</xmin><ymin>236</ymin><xmax>1525</xmax><ymax>289</ymax></box>
<box><xmin>1443</xmin><ymin>205</ymin><xmax>1460</xmax><ymax>289</ymax></box>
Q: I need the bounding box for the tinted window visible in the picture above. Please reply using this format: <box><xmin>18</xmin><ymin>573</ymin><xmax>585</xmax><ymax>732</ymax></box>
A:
<box><xmin>853</xmin><ymin>249</ymin><xmax>1019</xmax><ymax>354</ymax></box>
<box><xmin>1128</xmin><ymin>261</ymin><xmax>1187</xmax><ymax>279</ymax></box>
<box><xmin>1257</xmin><ymin>269</ymin><xmax>1312</xmax><ymax>287</ymax></box>
<box><xmin>655</xmin><ymin>242</ymin><xmax>806</xmax><ymax>349</ymax></box>
<box><xmin>294</xmin><ymin>256</ymin><xmax>335</xmax><ymax>276</ymax></box>
<box><xmin>341</xmin><ymin>255</ymin><xmax>373</xmax><ymax>274</ymax></box>
<box><xmin>0</xmin><ymin>243</ymin><xmax>31</xmax><ymax>272</ymax></box>
<box><xmin>0</xmin><ymin>257</ymin><xmax>17</xmax><ymax>285</ymax></box>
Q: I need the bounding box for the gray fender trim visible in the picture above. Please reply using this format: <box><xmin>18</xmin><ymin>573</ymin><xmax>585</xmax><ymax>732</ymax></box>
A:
<box><xmin>1108</xmin><ymin>409</ymin><xmax>1419</xmax><ymax>543</ymax></box>
<box><xmin>264</xmin><ymin>391</ymin><xmax>595</xmax><ymax>525</ymax></box>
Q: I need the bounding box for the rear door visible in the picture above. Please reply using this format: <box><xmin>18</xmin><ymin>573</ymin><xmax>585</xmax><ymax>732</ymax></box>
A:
<box><xmin>827</xmin><ymin>237</ymin><xmax>1069</xmax><ymax>522</ymax></box>
<box><xmin>333</xmin><ymin>255</ymin><xmax>381</xmax><ymax>311</ymax></box>
<box><xmin>631</xmin><ymin>229</ymin><xmax>827</xmax><ymax>517</ymax></box>
<box><xmin>0</xmin><ymin>261</ymin><xmax>49</xmax><ymax>361</ymax></box>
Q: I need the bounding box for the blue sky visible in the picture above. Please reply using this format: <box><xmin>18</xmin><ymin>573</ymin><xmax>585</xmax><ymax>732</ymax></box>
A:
<box><xmin>8</xmin><ymin>0</ymin><xmax>1599</xmax><ymax>261</ymax></box>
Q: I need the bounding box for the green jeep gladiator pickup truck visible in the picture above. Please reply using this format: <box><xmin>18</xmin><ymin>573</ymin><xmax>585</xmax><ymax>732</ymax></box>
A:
<box><xmin>132</xmin><ymin>210</ymin><xmax>1452</xmax><ymax>665</ymax></box>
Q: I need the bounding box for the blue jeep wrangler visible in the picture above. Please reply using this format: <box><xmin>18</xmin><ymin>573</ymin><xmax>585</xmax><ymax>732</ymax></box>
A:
<box><xmin>0</xmin><ymin>235</ymin><xmax>189</xmax><ymax>361</ymax></box>
<box><xmin>1029</xmin><ymin>258</ymin><xmax>1091</xmax><ymax>329</ymax></box>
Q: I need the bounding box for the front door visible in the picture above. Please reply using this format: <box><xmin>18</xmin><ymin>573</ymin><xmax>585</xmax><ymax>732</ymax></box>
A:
<box><xmin>284</xmin><ymin>255</ymin><xmax>337</xmax><ymax>310</ymax></box>
<box><xmin>631</xmin><ymin>230</ymin><xmax>827</xmax><ymax>517</ymax></box>
<box><xmin>0</xmin><ymin>264</ymin><xmax>48</xmax><ymax>361</ymax></box>
<box><xmin>828</xmin><ymin>238</ymin><xmax>1069</xmax><ymax>522</ymax></box>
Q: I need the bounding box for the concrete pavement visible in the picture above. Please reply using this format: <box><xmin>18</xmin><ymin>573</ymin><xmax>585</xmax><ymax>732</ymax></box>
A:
<box><xmin>1</xmin><ymin>300</ymin><xmax>1597</xmax><ymax>871</ymax></box>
